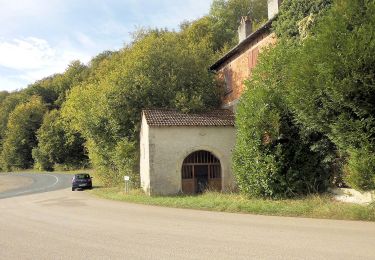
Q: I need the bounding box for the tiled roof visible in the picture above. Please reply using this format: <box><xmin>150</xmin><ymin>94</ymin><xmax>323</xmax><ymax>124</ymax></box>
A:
<box><xmin>143</xmin><ymin>109</ymin><xmax>235</xmax><ymax>127</ymax></box>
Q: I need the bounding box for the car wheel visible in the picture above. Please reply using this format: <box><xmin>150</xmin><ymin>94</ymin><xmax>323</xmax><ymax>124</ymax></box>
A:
<box><xmin>72</xmin><ymin>187</ymin><xmax>75</xmax><ymax>191</ymax></box>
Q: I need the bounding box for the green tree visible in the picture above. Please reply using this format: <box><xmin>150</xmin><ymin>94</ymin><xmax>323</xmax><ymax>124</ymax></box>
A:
<box><xmin>1</xmin><ymin>96</ymin><xmax>46</xmax><ymax>170</ymax></box>
<box><xmin>63</xmin><ymin>29</ymin><xmax>221</xmax><ymax>185</ymax></box>
<box><xmin>233</xmin><ymin>43</ymin><xmax>332</xmax><ymax>198</ymax></box>
<box><xmin>273</xmin><ymin>0</ymin><xmax>332</xmax><ymax>40</ymax></box>
<box><xmin>0</xmin><ymin>92</ymin><xmax>26</xmax><ymax>140</ymax></box>
<box><xmin>32</xmin><ymin>110</ymin><xmax>88</xmax><ymax>171</ymax></box>
<box><xmin>0</xmin><ymin>91</ymin><xmax>9</xmax><ymax>105</ymax></box>
<box><xmin>209</xmin><ymin>0</ymin><xmax>267</xmax><ymax>50</ymax></box>
<box><xmin>286</xmin><ymin>0</ymin><xmax>375</xmax><ymax>190</ymax></box>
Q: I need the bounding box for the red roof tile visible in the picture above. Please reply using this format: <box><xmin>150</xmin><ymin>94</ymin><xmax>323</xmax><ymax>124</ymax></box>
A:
<box><xmin>143</xmin><ymin>109</ymin><xmax>235</xmax><ymax>127</ymax></box>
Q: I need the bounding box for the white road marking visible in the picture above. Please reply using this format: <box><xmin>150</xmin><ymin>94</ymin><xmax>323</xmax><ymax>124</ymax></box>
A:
<box><xmin>11</xmin><ymin>174</ymin><xmax>60</xmax><ymax>196</ymax></box>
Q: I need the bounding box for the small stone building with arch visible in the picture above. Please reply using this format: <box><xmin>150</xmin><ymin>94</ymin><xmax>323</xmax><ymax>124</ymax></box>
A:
<box><xmin>140</xmin><ymin>109</ymin><xmax>235</xmax><ymax>195</ymax></box>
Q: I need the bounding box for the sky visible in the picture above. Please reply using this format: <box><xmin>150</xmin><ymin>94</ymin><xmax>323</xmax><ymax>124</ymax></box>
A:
<box><xmin>0</xmin><ymin>0</ymin><xmax>213</xmax><ymax>92</ymax></box>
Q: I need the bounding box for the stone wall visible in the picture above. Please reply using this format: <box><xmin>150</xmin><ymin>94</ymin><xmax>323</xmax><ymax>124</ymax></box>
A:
<box><xmin>140</xmin><ymin>122</ymin><xmax>236</xmax><ymax>195</ymax></box>
<box><xmin>140</xmin><ymin>114</ymin><xmax>151</xmax><ymax>195</ymax></box>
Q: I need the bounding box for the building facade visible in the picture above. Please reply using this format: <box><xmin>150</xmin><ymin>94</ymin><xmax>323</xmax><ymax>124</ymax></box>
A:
<box><xmin>140</xmin><ymin>110</ymin><xmax>235</xmax><ymax>195</ymax></box>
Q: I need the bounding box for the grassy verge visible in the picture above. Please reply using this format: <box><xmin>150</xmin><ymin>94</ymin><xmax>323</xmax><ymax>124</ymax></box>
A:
<box><xmin>90</xmin><ymin>187</ymin><xmax>375</xmax><ymax>222</ymax></box>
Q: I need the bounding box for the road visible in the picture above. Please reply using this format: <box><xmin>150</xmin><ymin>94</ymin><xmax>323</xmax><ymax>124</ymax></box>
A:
<box><xmin>0</xmin><ymin>174</ymin><xmax>374</xmax><ymax>259</ymax></box>
<box><xmin>0</xmin><ymin>173</ymin><xmax>72</xmax><ymax>199</ymax></box>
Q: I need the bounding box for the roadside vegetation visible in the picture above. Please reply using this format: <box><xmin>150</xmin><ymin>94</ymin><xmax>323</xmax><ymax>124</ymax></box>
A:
<box><xmin>0</xmin><ymin>0</ymin><xmax>374</xmax><ymax>206</ymax></box>
<box><xmin>0</xmin><ymin>0</ymin><xmax>267</xmax><ymax>187</ymax></box>
<box><xmin>90</xmin><ymin>187</ymin><xmax>375</xmax><ymax>222</ymax></box>
<box><xmin>234</xmin><ymin>0</ymin><xmax>375</xmax><ymax>198</ymax></box>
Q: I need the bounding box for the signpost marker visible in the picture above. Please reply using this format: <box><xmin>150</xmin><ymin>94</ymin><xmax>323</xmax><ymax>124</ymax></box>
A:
<box><xmin>124</xmin><ymin>176</ymin><xmax>130</xmax><ymax>194</ymax></box>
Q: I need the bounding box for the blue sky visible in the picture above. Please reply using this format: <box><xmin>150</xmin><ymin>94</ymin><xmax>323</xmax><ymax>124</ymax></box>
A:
<box><xmin>0</xmin><ymin>0</ymin><xmax>213</xmax><ymax>91</ymax></box>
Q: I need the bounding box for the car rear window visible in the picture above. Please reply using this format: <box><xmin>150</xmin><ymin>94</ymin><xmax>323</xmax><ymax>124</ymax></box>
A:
<box><xmin>75</xmin><ymin>174</ymin><xmax>90</xmax><ymax>179</ymax></box>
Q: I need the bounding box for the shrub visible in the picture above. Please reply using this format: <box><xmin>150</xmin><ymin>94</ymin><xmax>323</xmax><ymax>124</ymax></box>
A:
<box><xmin>286</xmin><ymin>0</ymin><xmax>375</xmax><ymax>189</ymax></box>
<box><xmin>233</xmin><ymin>43</ymin><xmax>332</xmax><ymax>198</ymax></box>
<box><xmin>234</xmin><ymin>84</ymin><xmax>331</xmax><ymax>198</ymax></box>
<box><xmin>86</xmin><ymin>139</ymin><xmax>138</xmax><ymax>187</ymax></box>
<box><xmin>344</xmin><ymin>148</ymin><xmax>375</xmax><ymax>191</ymax></box>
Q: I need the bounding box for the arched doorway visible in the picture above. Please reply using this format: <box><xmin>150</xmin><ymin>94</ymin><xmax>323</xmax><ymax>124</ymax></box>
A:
<box><xmin>181</xmin><ymin>150</ymin><xmax>222</xmax><ymax>194</ymax></box>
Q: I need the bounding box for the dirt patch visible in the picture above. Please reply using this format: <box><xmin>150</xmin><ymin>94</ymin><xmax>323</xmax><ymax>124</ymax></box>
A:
<box><xmin>0</xmin><ymin>175</ymin><xmax>34</xmax><ymax>193</ymax></box>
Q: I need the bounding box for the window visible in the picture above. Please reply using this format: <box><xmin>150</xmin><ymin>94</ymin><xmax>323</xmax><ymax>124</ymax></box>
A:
<box><xmin>223</xmin><ymin>67</ymin><xmax>233</xmax><ymax>94</ymax></box>
<box><xmin>248</xmin><ymin>47</ymin><xmax>260</xmax><ymax>70</ymax></box>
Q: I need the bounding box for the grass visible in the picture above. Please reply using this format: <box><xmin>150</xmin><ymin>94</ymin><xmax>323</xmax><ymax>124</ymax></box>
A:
<box><xmin>90</xmin><ymin>187</ymin><xmax>375</xmax><ymax>222</ymax></box>
<box><xmin>4</xmin><ymin>170</ymin><xmax>374</xmax><ymax>221</ymax></box>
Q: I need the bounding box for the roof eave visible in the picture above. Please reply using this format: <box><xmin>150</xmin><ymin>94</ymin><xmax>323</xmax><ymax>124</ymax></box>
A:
<box><xmin>209</xmin><ymin>18</ymin><xmax>274</xmax><ymax>72</ymax></box>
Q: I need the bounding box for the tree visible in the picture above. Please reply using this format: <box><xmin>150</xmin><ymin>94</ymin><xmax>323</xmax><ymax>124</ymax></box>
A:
<box><xmin>209</xmin><ymin>0</ymin><xmax>267</xmax><ymax>50</ymax></box>
<box><xmin>33</xmin><ymin>110</ymin><xmax>88</xmax><ymax>171</ymax></box>
<box><xmin>233</xmin><ymin>42</ymin><xmax>332</xmax><ymax>198</ymax></box>
<box><xmin>63</xmin><ymin>29</ymin><xmax>221</xmax><ymax>185</ymax></box>
<box><xmin>273</xmin><ymin>0</ymin><xmax>332</xmax><ymax>40</ymax></box>
<box><xmin>286</xmin><ymin>0</ymin><xmax>375</xmax><ymax>190</ymax></box>
<box><xmin>0</xmin><ymin>91</ymin><xmax>9</xmax><ymax>105</ymax></box>
<box><xmin>1</xmin><ymin>96</ymin><xmax>46</xmax><ymax>170</ymax></box>
<box><xmin>0</xmin><ymin>92</ymin><xmax>26</xmax><ymax>140</ymax></box>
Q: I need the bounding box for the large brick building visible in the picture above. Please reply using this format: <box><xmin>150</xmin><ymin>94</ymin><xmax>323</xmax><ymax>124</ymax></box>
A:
<box><xmin>140</xmin><ymin>0</ymin><xmax>281</xmax><ymax>195</ymax></box>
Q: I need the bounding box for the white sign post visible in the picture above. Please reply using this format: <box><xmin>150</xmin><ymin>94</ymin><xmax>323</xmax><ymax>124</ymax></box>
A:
<box><xmin>124</xmin><ymin>176</ymin><xmax>130</xmax><ymax>194</ymax></box>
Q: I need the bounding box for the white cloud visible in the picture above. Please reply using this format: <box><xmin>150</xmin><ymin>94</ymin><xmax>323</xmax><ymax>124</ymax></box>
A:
<box><xmin>0</xmin><ymin>37</ymin><xmax>92</xmax><ymax>91</ymax></box>
<box><xmin>0</xmin><ymin>37</ymin><xmax>56</xmax><ymax>70</ymax></box>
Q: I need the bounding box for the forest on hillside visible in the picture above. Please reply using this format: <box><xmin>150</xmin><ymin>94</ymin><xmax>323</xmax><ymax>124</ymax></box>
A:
<box><xmin>0</xmin><ymin>0</ymin><xmax>268</xmax><ymax>185</ymax></box>
<box><xmin>1</xmin><ymin>0</ymin><xmax>374</xmax><ymax>198</ymax></box>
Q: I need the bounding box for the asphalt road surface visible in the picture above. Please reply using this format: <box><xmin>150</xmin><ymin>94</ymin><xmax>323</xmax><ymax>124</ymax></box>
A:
<box><xmin>0</xmin><ymin>173</ymin><xmax>72</xmax><ymax>199</ymax></box>
<box><xmin>0</xmin><ymin>174</ymin><xmax>375</xmax><ymax>259</ymax></box>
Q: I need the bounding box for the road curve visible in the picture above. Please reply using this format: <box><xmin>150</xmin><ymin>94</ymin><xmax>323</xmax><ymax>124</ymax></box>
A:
<box><xmin>0</xmin><ymin>187</ymin><xmax>374</xmax><ymax>259</ymax></box>
<box><xmin>0</xmin><ymin>173</ymin><xmax>72</xmax><ymax>199</ymax></box>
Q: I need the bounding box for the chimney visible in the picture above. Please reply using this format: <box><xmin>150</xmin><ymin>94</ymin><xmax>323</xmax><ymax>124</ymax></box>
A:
<box><xmin>238</xmin><ymin>16</ymin><xmax>252</xmax><ymax>43</ymax></box>
<box><xmin>268</xmin><ymin>0</ymin><xmax>282</xmax><ymax>20</ymax></box>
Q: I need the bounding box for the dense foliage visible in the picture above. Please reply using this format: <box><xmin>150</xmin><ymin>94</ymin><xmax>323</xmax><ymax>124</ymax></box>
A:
<box><xmin>1</xmin><ymin>96</ymin><xmax>46</xmax><ymax>170</ymax></box>
<box><xmin>1</xmin><ymin>0</ymin><xmax>372</xmax><ymax>196</ymax></box>
<box><xmin>234</xmin><ymin>43</ymin><xmax>332</xmax><ymax>198</ymax></box>
<box><xmin>273</xmin><ymin>0</ymin><xmax>332</xmax><ymax>39</ymax></box>
<box><xmin>234</xmin><ymin>0</ymin><xmax>375</xmax><ymax>197</ymax></box>
<box><xmin>286</xmin><ymin>0</ymin><xmax>375</xmax><ymax>190</ymax></box>
<box><xmin>0</xmin><ymin>0</ymin><xmax>268</xmax><ymax>177</ymax></box>
<box><xmin>32</xmin><ymin>110</ymin><xmax>88</xmax><ymax>171</ymax></box>
<box><xmin>62</xmin><ymin>29</ymin><xmax>221</xmax><ymax>185</ymax></box>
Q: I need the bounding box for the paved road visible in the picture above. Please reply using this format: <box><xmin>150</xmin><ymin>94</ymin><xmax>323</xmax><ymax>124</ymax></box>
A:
<box><xmin>0</xmin><ymin>175</ymin><xmax>375</xmax><ymax>259</ymax></box>
<box><xmin>0</xmin><ymin>173</ymin><xmax>72</xmax><ymax>199</ymax></box>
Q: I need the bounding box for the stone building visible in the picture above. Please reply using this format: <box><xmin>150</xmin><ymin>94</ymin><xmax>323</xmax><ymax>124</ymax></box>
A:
<box><xmin>139</xmin><ymin>0</ymin><xmax>281</xmax><ymax>195</ymax></box>
<box><xmin>140</xmin><ymin>109</ymin><xmax>235</xmax><ymax>195</ymax></box>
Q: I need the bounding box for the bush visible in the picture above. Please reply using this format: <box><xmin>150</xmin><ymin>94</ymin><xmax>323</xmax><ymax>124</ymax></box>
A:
<box><xmin>286</xmin><ymin>0</ymin><xmax>375</xmax><ymax>189</ymax></box>
<box><xmin>233</xmin><ymin>43</ymin><xmax>332</xmax><ymax>198</ymax></box>
<box><xmin>86</xmin><ymin>139</ymin><xmax>138</xmax><ymax>187</ymax></box>
<box><xmin>344</xmin><ymin>148</ymin><xmax>375</xmax><ymax>191</ymax></box>
<box><xmin>234</xmin><ymin>84</ymin><xmax>331</xmax><ymax>198</ymax></box>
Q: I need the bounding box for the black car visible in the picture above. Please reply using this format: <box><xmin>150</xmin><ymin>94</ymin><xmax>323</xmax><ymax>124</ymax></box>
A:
<box><xmin>72</xmin><ymin>173</ymin><xmax>92</xmax><ymax>191</ymax></box>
